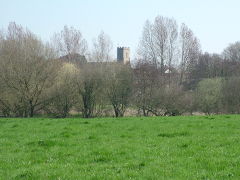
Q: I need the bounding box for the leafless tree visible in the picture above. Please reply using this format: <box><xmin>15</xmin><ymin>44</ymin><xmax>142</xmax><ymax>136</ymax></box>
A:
<box><xmin>153</xmin><ymin>16</ymin><xmax>170</xmax><ymax>74</ymax></box>
<box><xmin>138</xmin><ymin>16</ymin><xmax>178</xmax><ymax>75</ymax></box>
<box><xmin>105</xmin><ymin>64</ymin><xmax>133</xmax><ymax>117</ymax></box>
<box><xmin>0</xmin><ymin>22</ymin><xmax>57</xmax><ymax>117</ymax></box>
<box><xmin>52</xmin><ymin>25</ymin><xmax>88</xmax><ymax>58</ymax></box>
<box><xmin>222</xmin><ymin>77</ymin><xmax>240</xmax><ymax>113</ymax></box>
<box><xmin>179</xmin><ymin>23</ymin><xmax>201</xmax><ymax>84</ymax></box>
<box><xmin>44</xmin><ymin>63</ymin><xmax>79</xmax><ymax>117</ymax></box>
<box><xmin>92</xmin><ymin>31</ymin><xmax>113</xmax><ymax>62</ymax></box>
<box><xmin>222</xmin><ymin>41</ymin><xmax>240</xmax><ymax>61</ymax></box>
<box><xmin>166</xmin><ymin>19</ymin><xmax>178</xmax><ymax>84</ymax></box>
<box><xmin>133</xmin><ymin>61</ymin><xmax>159</xmax><ymax>116</ymax></box>
<box><xmin>137</xmin><ymin>20</ymin><xmax>157</xmax><ymax>64</ymax></box>
<box><xmin>76</xmin><ymin>64</ymin><xmax>103</xmax><ymax>118</ymax></box>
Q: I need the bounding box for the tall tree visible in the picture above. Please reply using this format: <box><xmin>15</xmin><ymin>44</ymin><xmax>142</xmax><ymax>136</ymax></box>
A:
<box><xmin>45</xmin><ymin>63</ymin><xmax>79</xmax><ymax>118</ymax></box>
<box><xmin>0</xmin><ymin>22</ymin><xmax>57</xmax><ymax>117</ymax></box>
<box><xmin>195</xmin><ymin>78</ymin><xmax>222</xmax><ymax>115</ymax></box>
<box><xmin>138</xmin><ymin>20</ymin><xmax>157</xmax><ymax>64</ymax></box>
<box><xmin>92</xmin><ymin>31</ymin><xmax>113</xmax><ymax>62</ymax></box>
<box><xmin>76</xmin><ymin>64</ymin><xmax>103</xmax><ymax>118</ymax></box>
<box><xmin>179</xmin><ymin>23</ymin><xmax>201</xmax><ymax>84</ymax></box>
<box><xmin>133</xmin><ymin>61</ymin><xmax>160</xmax><ymax>116</ymax></box>
<box><xmin>166</xmin><ymin>18</ymin><xmax>178</xmax><ymax>84</ymax></box>
<box><xmin>138</xmin><ymin>16</ymin><xmax>178</xmax><ymax>75</ymax></box>
<box><xmin>52</xmin><ymin>25</ymin><xmax>88</xmax><ymax>58</ymax></box>
<box><xmin>222</xmin><ymin>41</ymin><xmax>240</xmax><ymax>61</ymax></box>
<box><xmin>105</xmin><ymin>64</ymin><xmax>133</xmax><ymax>117</ymax></box>
<box><xmin>153</xmin><ymin>16</ymin><xmax>170</xmax><ymax>74</ymax></box>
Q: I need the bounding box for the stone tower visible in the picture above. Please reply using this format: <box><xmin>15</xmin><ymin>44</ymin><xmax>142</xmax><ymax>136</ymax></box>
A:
<box><xmin>117</xmin><ymin>47</ymin><xmax>130</xmax><ymax>64</ymax></box>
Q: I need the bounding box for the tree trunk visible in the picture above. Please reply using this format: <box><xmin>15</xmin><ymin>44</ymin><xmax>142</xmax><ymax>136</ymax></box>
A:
<box><xmin>29</xmin><ymin>100</ymin><xmax>34</xmax><ymax>117</ymax></box>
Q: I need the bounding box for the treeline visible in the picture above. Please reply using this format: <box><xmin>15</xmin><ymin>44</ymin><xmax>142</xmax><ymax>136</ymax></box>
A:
<box><xmin>1</xmin><ymin>17</ymin><xmax>240</xmax><ymax>118</ymax></box>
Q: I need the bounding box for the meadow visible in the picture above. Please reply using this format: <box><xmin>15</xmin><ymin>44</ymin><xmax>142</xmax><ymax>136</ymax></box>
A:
<box><xmin>0</xmin><ymin>115</ymin><xmax>240</xmax><ymax>179</ymax></box>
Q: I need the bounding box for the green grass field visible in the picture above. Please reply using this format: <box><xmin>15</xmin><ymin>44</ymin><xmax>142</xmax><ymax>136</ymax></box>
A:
<box><xmin>1</xmin><ymin>115</ymin><xmax>240</xmax><ymax>179</ymax></box>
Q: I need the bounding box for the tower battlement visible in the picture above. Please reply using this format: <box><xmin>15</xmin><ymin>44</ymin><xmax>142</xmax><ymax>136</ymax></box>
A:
<box><xmin>117</xmin><ymin>47</ymin><xmax>130</xmax><ymax>64</ymax></box>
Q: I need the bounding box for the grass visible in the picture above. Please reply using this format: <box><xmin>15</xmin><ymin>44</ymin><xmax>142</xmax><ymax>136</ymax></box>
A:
<box><xmin>0</xmin><ymin>115</ymin><xmax>240</xmax><ymax>179</ymax></box>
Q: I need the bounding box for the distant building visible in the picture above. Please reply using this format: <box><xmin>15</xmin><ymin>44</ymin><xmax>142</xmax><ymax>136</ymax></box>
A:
<box><xmin>58</xmin><ymin>47</ymin><xmax>130</xmax><ymax>66</ymax></box>
<box><xmin>117</xmin><ymin>47</ymin><xmax>130</xmax><ymax>64</ymax></box>
<box><xmin>59</xmin><ymin>53</ymin><xmax>87</xmax><ymax>65</ymax></box>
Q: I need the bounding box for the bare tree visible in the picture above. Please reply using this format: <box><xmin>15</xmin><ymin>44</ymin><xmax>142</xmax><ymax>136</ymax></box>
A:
<box><xmin>166</xmin><ymin>19</ymin><xmax>178</xmax><ymax>84</ymax></box>
<box><xmin>153</xmin><ymin>16</ymin><xmax>169</xmax><ymax>74</ymax></box>
<box><xmin>0</xmin><ymin>22</ymin><xmax>57</xmax><ymax>117</ymax></box>
<box><xmin>92</xmin><ymin>31</ymin><xmax>113</xmax><ymax>62</ymax></box>
<box><xmin>52</xmin><ymin>25</ymin><xmax>88</xmax><ymax>58</ymax></box>
<box><xmin>76</xmin><ymin>64</ymin><xmax>103</xmax><ymax>118</ymax></box>
<box><xmin>222</xmin><ymin>41</ymin><xmax>240</xmax><ymax>61</ymax></box>
<box><xmin>44</xmin><ymin>63</ymin><xmax>79</xmax><ymax>118</ymax></box>
<box><xmin>138</xmin><ymin>20</ymin><xmax>157</xmax><ymax>64</ymax></box>
<box><xmin>179</xmin><ymin>23</ymin><xmax>201</xmax><ymax>84</ymax></box>
<box><xmin>222</xmin><ymin>77</ymin><xmax>240</xmax><ymax>113</ymax></box>
<box><xmin>133</xmin><ymin>61</ymin><xmax>159</xmax><ymax>116</ymax></box>
<box><xmin>105</xmin><ymin>64</ymin><xmax>133</xmax><ymax>117</ymax></box>
<box><xmin>138</xmin><ymin>16</ymin><xmax>178</xmax><ymax>75</ymax></box>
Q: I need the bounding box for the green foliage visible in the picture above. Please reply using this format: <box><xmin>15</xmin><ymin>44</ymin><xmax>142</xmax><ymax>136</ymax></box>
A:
<box><xmin>195</xmin><ymin>78</ymin><xmax>223</xmax><ymax>114</ymax></box>
<box><xmin>1</xmin><ymin>116</ymin><xmax>240</xmax><ymax>179</ymax></box>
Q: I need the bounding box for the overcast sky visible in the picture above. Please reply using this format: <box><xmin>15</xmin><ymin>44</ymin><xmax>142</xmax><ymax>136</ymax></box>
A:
<box><xmin>1</xmin><ymin>0</ymin><xmax>240</xmax><ymax>58</ymax></box>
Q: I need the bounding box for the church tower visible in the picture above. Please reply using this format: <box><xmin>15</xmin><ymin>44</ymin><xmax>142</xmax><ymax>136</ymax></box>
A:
<box><xmin>117</xmin><ymin>47</ymin><xmax>130</xmax><ymax>64</ymax></box>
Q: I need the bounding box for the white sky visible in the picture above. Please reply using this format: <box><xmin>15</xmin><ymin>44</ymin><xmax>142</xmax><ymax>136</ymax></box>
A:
<box><xmin>1</xmin><ymin>0</ymin><xmax>240</xmax><ymax>58</ymax></box>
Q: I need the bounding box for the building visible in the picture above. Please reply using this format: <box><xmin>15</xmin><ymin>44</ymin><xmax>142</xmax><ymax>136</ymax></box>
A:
<box><xmin>117</xmin><ymin>47</ymin><xmax>130</xmax><ymax>64</ymax></box>
<box><xmin>58</xmin><ymin>47</ymin><xmax>130</xmax><ymax>66</ymax></box>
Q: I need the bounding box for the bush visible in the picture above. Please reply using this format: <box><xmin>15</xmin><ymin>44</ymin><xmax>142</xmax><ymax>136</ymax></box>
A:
<box><xmin>195</xmin><ymin>78</ymin><xmax>222</xmax><ymax>115</ymax></box>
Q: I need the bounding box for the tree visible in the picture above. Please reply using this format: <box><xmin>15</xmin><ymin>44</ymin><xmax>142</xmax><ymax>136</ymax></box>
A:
<box><xmin>138</xmin><ymin>20</ymin><xmax>157</xmax><ymax>65</ymax></box>
<box><xmin>92</xmin><ymin>31</ymin><xmax>113</xmax><ymax>62</ymax></box>
<box><xmin>222</xmin><ymin>77</ymin><xmax>240</xmax><ymax>113</ymax></box>
<box><xmin>138</xmin><ymin>16</ymin><xmax>178</xmax><ymax>75</ymax></box>
<box><xmin>180</xmin><ymin>90</ymin><xmax>196</xmax><ymax>115</ymax></box>
<box><xmin>44</xmin><ymin>63</ymin><xmax>79</xmax><ymax>118</ymax></box>
<box><xmin>166</xmin><ymin>19</ymin><xmax>178</xmax><ymax>84</ymax></box>
<box><xmin>179</xmin><ymin>23</ymin><xmax>201</xmax><ymax>84</ymax></box>
<box><xmin>52</xmin><ymin>25</ymin><xmax>88</xmax><ymax>59</ymax></box>
<box><xmin>105</xmin><ymin>64</ymin><xmax>133</xmax><ymax>117</ymax></box>
<box><xmin>134</xmin><ymin>63</ymin><xmax>183</xmax><ymax>116</ymax></box>
<box><xmin>76</xmin><ymin>64</ymin><xmax>103</xmax><ymax>118</ymax></box>
<box><xmin>161</xmin><ymin>84</ymin><xmax>185</xmax><ymax>116</ymax></box>
<box><xmin>153</xmin><ymin>16</ymin><xmax>169</xmax><ymax>74</ymax></box>
<box><xmin>0</xmin><ymin>22</ymin><xmax>57</xmax><ymax>117</ymax></box>
<box><xmin>195</xmin><ymin>78</ymin><xmax>222</xmax><ymax>115</ymax></box>
<box><xmin>223</xmin><ymin>41</ymin><xmax>240</xmax><ymax>61</ymax></box>
<box><xmin>186</xmin><ymin>53</ymin><xmax>224</xmax><ymax>89</ymax></box>
<box><xmin>133</xmin><ymin>61</ymin><xmax>160</xmax><ymax>116</ymax></box>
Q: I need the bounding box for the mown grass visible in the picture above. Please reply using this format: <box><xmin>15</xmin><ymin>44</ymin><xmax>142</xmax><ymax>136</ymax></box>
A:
<box><xmin>0</xmin><ymin>115</ymin><xmax>240</xmax><ymax>179</ymax></box>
